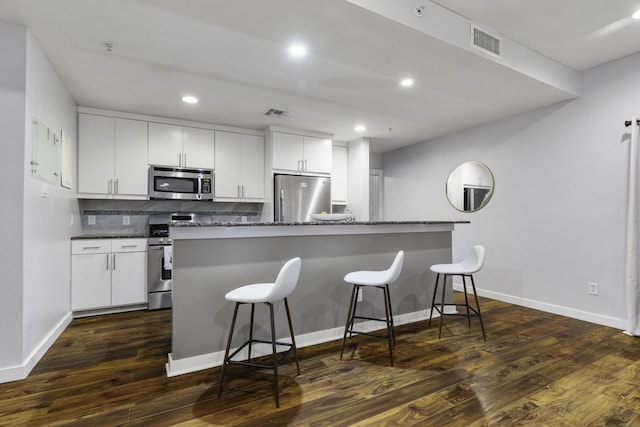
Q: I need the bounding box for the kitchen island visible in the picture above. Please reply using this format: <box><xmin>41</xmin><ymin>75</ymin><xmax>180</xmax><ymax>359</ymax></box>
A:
<box><xmin>167</xmin><ymin>221</ymin><xmax>468</xmax><ymax>376</ymax></box>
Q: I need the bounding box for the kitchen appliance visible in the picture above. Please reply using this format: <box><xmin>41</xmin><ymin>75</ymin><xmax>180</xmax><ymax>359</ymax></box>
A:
<box><xmin>274</xmin><ymin>174</ymin><xmax>331</xmax><ymax>222</ymax></box>
<box><xmin>148</xmin><ymin>165</ymin><xmax>214</xmax><ymax>201</ymax></box>
<box><xmin>147</xmin><ymin>213</ymin><xmax>210</xmax><ymax>309</ymax></box>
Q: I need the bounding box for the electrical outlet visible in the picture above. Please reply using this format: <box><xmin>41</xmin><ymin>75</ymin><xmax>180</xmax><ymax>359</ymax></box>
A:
<box><xmin>123</xmin><ymin>215</ymin><xmax>130</xmax><ymax>225</ymax></box>
<box><xmin>588</xmin><ymin>282</ymin><xmax>599</xmax><ymax>296</ymax></box>
<box><xmin>70</xmin><ymin>214</ymin><xmax>74</xmax><ymax>226</ymax></box>
<box><xmin>241</xmin><ymin>216</ymin><xmax>247</xmax><ymax>223</ymax></box>
<box><xmin>88</xmin><ymin>215</ymin><xmax>96</xmax><ymax>226</ymax></box>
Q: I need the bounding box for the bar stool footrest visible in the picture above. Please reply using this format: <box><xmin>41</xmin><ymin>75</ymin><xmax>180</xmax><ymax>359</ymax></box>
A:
<box><xmin>225</xmin><ymin>339</ymin><xmax>294</xmax><ymax>370</ymax></box>
<box><xmin>432</xmin><ymin>303</ymin><xmax>481</xmax><ymax>317</ymax></box>
<box><xmin>346</xmin><ymin>315</ymin><xmax>393</xmax><ymax>339</ymax></box>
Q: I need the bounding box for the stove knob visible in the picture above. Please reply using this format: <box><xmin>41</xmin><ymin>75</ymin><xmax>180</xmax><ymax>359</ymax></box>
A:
<box><xmin>166</xmin><ymin>239</ymin><xmax>173</xmax><ymax>244</ymax></box>
<box><xmin>158</xmin><ymin>238</ymin><xmax>164</xmax><ymax>243</ymax></box>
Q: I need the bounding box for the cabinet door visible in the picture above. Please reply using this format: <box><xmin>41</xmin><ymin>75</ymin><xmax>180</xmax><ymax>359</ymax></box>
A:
<box><xmin>303</xmin><ymin>136</ymin><xmax>332</xmax><ymax>174</ymax></box>
<box><xmin>240</xmin><ymin>134</ymin><xmax>264</xmax><ymax>199</ymax></box>
<box><xmin>332</xmin><ymin>145</ymin><xmax>348</xmax><ymax>204</ymax></box>
<box><xmin>114</xmin><ymin>118</ymin><xmax>148</xmax><ymax>196</ymax></box>
<box><xmin>183</xmin><ymin>127</ymin><xmax>215</xmax><ymax>169</ymax></box>
<box><xmin>214</xmin><ymin>131</ymin><xmax>242</xmax><ymax>198</ymax></box>
<box><xmin>111</xmin><ymin>251</ymin><xmax>147</xmax><ymax>306</ymax></box>
<box><xmin>148</xmin><ymin>122</ymin><xmax>183</xmax><ymax>167</ymax></box>
<box><xmin>272</xmin><ymin>132</ymin><xmax>303</xmax><ymax>171</ymax></box>
<box><xmin>71</xmin><ymin>253</ymin><xmax>112</xmax><ymax>310</ymax></box>
<box><xmin>78</xmin><ymin>114</ymin><xmax>115</xmax><ymax>195</ymax></box>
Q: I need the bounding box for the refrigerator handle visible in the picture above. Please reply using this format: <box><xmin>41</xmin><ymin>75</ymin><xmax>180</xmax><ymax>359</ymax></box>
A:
<box><xmin>278</xmin><ymin>187</ymin><xmax>284</xmax><ymax>221</ymax></box>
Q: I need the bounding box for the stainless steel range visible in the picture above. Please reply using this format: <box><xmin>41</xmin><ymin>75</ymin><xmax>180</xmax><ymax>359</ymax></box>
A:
<box><xmin>148</xmin><ymin>213</ymin><xmax>209</xmax><ymax>310</ymax></box>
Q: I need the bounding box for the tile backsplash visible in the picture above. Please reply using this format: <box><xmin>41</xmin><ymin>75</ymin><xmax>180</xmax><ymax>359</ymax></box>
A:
<box><xmin>79</xmin><ymin>199</ymin><xmax>262</xmax><ymax>235</ymax></box>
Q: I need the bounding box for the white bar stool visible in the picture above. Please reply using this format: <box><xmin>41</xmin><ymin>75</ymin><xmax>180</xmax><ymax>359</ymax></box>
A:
<box><xmin>217</xmin><ymin>257</ymin><xmax>301</xmax><ymax>408</ymax></box>
<box><xmin>429</xmin><ymin>245</ymin><xmax>486</xmax><ymax>340</ymax></box>
<box><xmin>340</xmin><ymin>251</ymin><xmax>404</xmax><ymax>366</ymax></box>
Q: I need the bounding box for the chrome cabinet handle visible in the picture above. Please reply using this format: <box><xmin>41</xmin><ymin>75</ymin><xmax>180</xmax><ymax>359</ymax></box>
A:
<box><xmin>237</xmin><ymin>184</ymin><xmax>241</xmax><ymax>198</ymax></box>
<box><xmin>83</xmin><ymin>246</ymin><xmax>100</xmax><ymax>250</ymax></box>
<box><xmin>112</xmin><ymin>253</ymin><xmax>116</xmax><ymax>270</ymax></box>
<box><xmin>106</xmin><ymin>254</ymin><xmax>109</xmax><ymax>271</ymax></box>
<box><xmin>184</xmin><ymin>153</ymin><xmax>187</xmax><ymax>166</ymax></box>
<box><xmin>108</xmin><ymin>179</ymin><xmax>113</xmax><ymax>194</ymax></box>
<box><xmin>114</xmin><ymin>179</ymin><xmax>119</xmax><ymax>194</ymax></box>
<box><xmin>242</xmin><ymin>185</ymin><xmax>245</xmax><ymax>198</ymax></box>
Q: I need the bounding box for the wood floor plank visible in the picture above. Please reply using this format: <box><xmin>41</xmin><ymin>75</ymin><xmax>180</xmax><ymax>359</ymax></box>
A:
<box><xmin>2</xmin><ymin>295</ymin><xmax>640</xmax><ymax>426</ymax></box>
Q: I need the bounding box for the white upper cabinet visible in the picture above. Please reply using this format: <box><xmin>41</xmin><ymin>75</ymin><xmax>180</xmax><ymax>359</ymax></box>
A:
<box><xmin>332</xmin><ymin>145</ymin><xmax>348</xmax><ymax>204</ymax></box>
<box><xmin>183</xmin><ymin>127</ymin><xmax>215</xmax><ymax>169</ymax></box>
<box><xmin>272</xmin><ymin>131</ymin><xmax>332</xmax><ymax>175</ymax></box>
<box><xmin>78</xmin><ymin>113</ymin><xmax>148</xmax><ymax>199</ymax></box>
<box><xmin>114</xmin><ymin>118</ymin><xmax>149</xmax><ymax>196</ymax></box>
<box><xmin>148</xmin><ymin>122</ymin><xmax>214</xmax><ymax>169</ymax></box>
<box><xmin>215</xmin><ymin>131</ymin><xmax>264</xmax><ymax>200</ymax></box>
<box><xmin>303</xmin><ymin>136</ymin><xmax>332</xmax><ymax>174</ymax></box>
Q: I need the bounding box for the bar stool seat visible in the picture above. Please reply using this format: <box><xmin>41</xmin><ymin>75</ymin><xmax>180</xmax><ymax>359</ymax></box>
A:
<box><xmin>217</xmin><ymin>257</ymin><xmax>301</xmax><ymax>408</ymax></box>
<box><xmin>429</xmin><ymin>245</ymin><xmax>486</xmax><ymax>340</ymax></box>
<box><xmin>340</xmin><ymin>251</ymin><xmax>404</xmax><ymax>366</ymax></box>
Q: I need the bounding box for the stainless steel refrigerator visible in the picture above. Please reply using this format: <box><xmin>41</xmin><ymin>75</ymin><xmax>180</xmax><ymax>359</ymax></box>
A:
<box><xmin>274</xmin><ymin>174</ymin><xmax>331</xmax><ymax>222</ymax></box>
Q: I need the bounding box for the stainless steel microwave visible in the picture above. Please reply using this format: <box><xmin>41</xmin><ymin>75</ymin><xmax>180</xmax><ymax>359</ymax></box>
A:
<box><xmin>148</xmin><ymin>165</ymin><xmax>214</xmax><ymax>201</ymax></box>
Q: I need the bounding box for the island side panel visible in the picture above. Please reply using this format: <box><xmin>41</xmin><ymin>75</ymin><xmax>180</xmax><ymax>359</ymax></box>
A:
<box><xmin>171</xmin><ymin>231</ymin><xmax>451</xmax><ymax>361</ymax></box>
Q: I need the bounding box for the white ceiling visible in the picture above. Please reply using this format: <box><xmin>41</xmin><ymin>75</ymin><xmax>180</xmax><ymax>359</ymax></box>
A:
<box><xmin>1</xmin><ymin>0</ymin><xmax>639</xmax><ymax>153</ymax></box>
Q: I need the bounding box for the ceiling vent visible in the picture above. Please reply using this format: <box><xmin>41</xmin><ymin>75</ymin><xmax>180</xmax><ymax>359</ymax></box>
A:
<box><xmin>471</xmin><ymin>25</ymin><xmax>501</xmax><ymax>57</ymax></box>
<box><xmin>263</xmin><ymin>108</ymin><xmax>290</xmax><ymax>118</ymax></box>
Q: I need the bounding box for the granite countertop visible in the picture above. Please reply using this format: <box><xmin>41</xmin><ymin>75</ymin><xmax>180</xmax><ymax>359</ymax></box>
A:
<box><xmin>71</xmin><ymin>221</ymin><xmax>470</xmax><ymax>239</ymax></box>
<box><xmin>71</xmin><ymin>234</ymin><xmax>148</xmax><ymax>240</ymax></box>
<box><xmin>172</xmin><ymin>220</ymin><xmax>470</xmax><ymax>227</ymax></box>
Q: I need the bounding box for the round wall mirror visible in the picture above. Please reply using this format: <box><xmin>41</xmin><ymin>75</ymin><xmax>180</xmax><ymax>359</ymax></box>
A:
<box><xmin>446</xmin><ymin>161</ymin><xmax>494</xmax><ymax>212</ymax></box>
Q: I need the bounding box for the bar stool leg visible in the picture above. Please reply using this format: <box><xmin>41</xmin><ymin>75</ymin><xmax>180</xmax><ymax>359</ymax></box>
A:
<box><xmin>284</xmin><ymin>297</ymin><xmax>300</xmax><ymax>375</ymax></box>
<box><xmin>438</xmin><ymin>275</ymin><xmax>448</xmax><ymax>339</ymax></box>
<box><xmin>462</xmin><ymin>275</ymin><xmax>471</xmax><ymax>328</ymax></box>
<box><xmin>340</xmin><ymin>285</ymin><xmax>358</xmax><ymax>360</ymax></box>
<box><xmin>248</xmin><ymin>303</ymin><xmax>255</xmax><ymax>363</ymax></box>
<box><xmin>268</xmin><ymin>302</ymin><xmax>280</xmax><ymax>408</ymax></box>
<box><xmin>218</xmin><ymin>302</ymin><xmax>240</xmax><ymax>399</ymax></box>
<box><xmin>385</xmin><ymin>284</ymin><xmax>396</xmax><ymax>345</ymax></box>
<box><xmin>470</xmin><ymin>275</ymin><xmax>487</xmax><ymax>341</ymax></box>
<box><xmin>382</xmin><ymin>285</ymin><xmax>394</xmax><ymax>366</ymax></box>
<box><xmin>428</xmin><ymin>273</ymin><xmax>440</xmax><ymax>326</ymax></box>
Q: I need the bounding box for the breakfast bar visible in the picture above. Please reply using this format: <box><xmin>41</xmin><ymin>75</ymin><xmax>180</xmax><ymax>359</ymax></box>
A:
<box><xmin>166</xmin><ymin>221</ymin><xmax>467</xmax><ymax>376</ymax></box>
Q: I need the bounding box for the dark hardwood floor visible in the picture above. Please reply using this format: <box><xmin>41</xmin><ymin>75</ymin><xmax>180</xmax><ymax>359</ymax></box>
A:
<box><xmin>2</xmin><ymin>294</ymin><xmax>640</xmax><ymax>426</ymax></box>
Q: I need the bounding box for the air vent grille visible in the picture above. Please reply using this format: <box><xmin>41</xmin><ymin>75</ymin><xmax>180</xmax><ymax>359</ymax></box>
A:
<box><xmin>263</xmin><ymin>108</ymin><xmax>290</xmax><ymax>118</ymax></box>
<box><xmin>472</xmin><ymin>26</ymin><xmax>501</xmax><ymax>57</ymax></box>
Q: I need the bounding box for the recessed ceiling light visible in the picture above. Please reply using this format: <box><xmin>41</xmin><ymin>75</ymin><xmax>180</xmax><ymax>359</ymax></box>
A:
<box><xmin>400</xmin><ymin>78</ymin><xmax>415</xmax><ymax>87</ymax></box>
<box><xmin>354</xmin><ymin>125</ymin><xmax>366</xmax><ymax>132</ymax></box>
<box><xmin>288</xmin><ymin>43</ymin><xmax>307</xmax><ymax>57</ymax></box>
<box><xmin>182</xmin><ymin>95</ymin><xmax>198</xmax><ymax>104</ymax></box>
<box><xmin>633</xmin><ymin>9</ymin><xmax>640</xmax><ymax>19</ymax></box>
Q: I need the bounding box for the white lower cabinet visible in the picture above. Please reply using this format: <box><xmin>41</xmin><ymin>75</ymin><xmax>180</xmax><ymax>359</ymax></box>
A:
<box><xmin>71</xmin><ymin>239</ymin><xmax>147</xmax><ymax>311</ymax></box>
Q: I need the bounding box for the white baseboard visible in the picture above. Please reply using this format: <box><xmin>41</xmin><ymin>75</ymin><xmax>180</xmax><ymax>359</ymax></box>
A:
<box><xmin>452</xmin><ymin>284</ymin><xmax>627</xmax><ymax>330</ymax></box>
<box><xmin>0</xmin><ymin>312</ymin><xmax>72</xmax><ymax>384</ymax></box>
<box><xmin>166</xmin><ymin>308</ymin><xmax>440</xmax><ymax>377</ymax></box>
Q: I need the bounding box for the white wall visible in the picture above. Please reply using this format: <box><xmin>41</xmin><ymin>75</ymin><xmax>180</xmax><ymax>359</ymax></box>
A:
<box><xmin>383</xmin><ymin>52</ymin><xmax>640</xmax><ymax>329</ymax></box>
<box><xmin>0</xmin><ymin>23</ymin><xmax>80</xmax><ymax>383</ymax></box>
<box><xmin>347</xmin><ymin>138</ymin><xmax>370</xmax><ymax>221</ymax></box>
<box><xmin>0</xmin><ymin>22</ymin><xmax>27</xmax><ymax>373</ymax></box>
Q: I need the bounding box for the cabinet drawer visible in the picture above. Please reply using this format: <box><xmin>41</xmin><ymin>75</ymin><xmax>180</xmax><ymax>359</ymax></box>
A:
<box><xmin>112</xmin><ymin>238</ymin><xmax>147</xmax><ymax>253</ymax></box>
<box><xmin>72</xmin><ymin>240</ymin><xmax>111</xmax><ymax>255</ymax></box>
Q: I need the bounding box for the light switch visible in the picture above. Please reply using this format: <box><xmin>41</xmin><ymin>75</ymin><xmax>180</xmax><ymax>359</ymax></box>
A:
<box><xmin>88</xmin><ymin>215</ymin><xmax>96</xmax><ymax>225</ymax></box>
<box><xmin>123</xmin><ymin>215</ymin><xmax>130</xmax><ymax>225</ymax></box>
